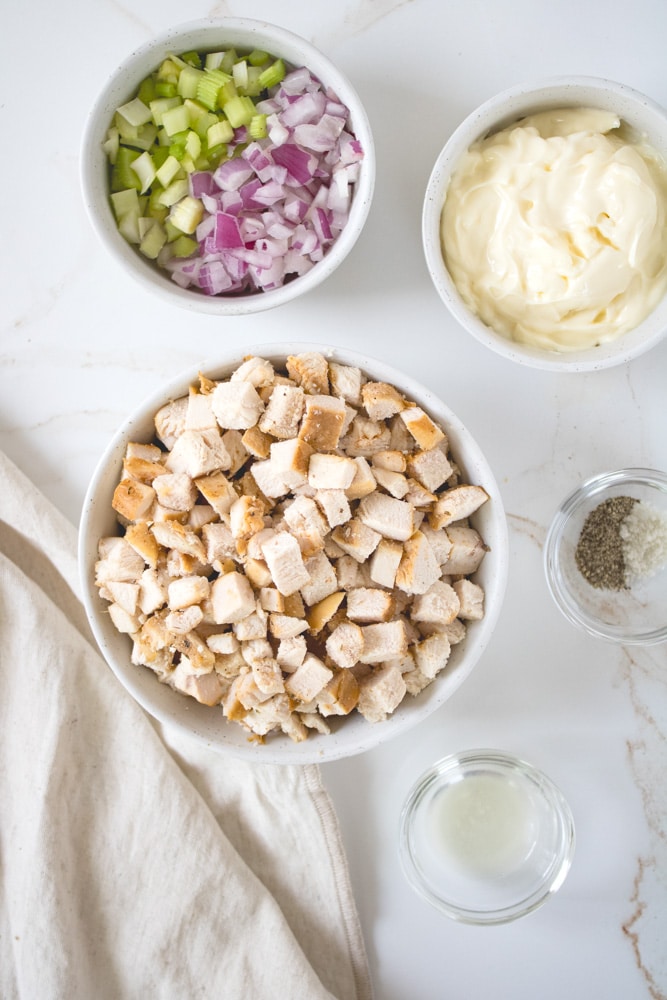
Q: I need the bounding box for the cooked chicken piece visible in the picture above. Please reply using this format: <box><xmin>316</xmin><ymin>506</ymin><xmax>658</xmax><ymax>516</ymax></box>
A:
<box><xmin>306</xmin><ymin>591</ymin><xmax>345</xmax><ymax>634</ymax></box>
<box><xmin>201</xmin><ymin>521</ymin><xmax>235</xmax><ymax>567</ymax></box>
<box><xmin>346</xmin><ymin>587</ymin><xmax>395</xmax><ymax>623</ymax></box>
<box><xmin>105</xmin><ymin>580</ymin><xmax>139</xmax><ymax>616</ymax></box>
<box><xmin>372</xmin><ymin>467</ymin><xmax>409</xmax><ymax>499</ymax></box>
<box><xmin>95</xmin><ymin>537</ymin><xmax>149</xmax><ymax>585</ymax></box>
<box><xmin>171</xmin><ymin>659</ymin><xmax>226</xmax><ymax>706</ymax></box>
<box><xmin>323</xmin><ymin>534</ymin><xmax>345</xmax><ymax>559</ymax></box>
<box><xmin>124</xmin><ymin>522</ymin><xmax>160</xmax><ymax>568</ymax></box>
<box><xmin>107</xmin><ymin>602</ymin><xmax>141</xmax><ymax>635</ymax></box>
<box><xmin>442</xmin><ymin>618</ymin><xmax>467</xmax><ymax>644</ymax></box>
<box><xmin>243</xmin><ymin>693</ymin><xmax>295</xmax><ymax>736</ymax></box>
<box><xmin>269</xmin><ymin>614</ymin><xmax>309</xmax><ymax>639</ymax></box>
<box><xmin>185</xmin><ymin>387</ymin><xmax>217</xmax><ymax>431</ymax></box>
<box><xmin>307</xmin><ymin>453</ymin><xmax>357</xmax><ymax>490</ymax></box>
<box><xmin>221</xmin><ymin>429</ymin><xmax>249</xmax><ymax>476</ymax></box>
<box><xmin>155</xmin><ymin>395</ymin><xmax>188</xmax><ymax>449</ymax></box>
<box><xmin>221</xmin><ymin>674</ymin><xmax>250</xmax><ymax>723</ymax></box>
<box><xmin>344</xmin><ymin>457</ymin><xmax>377</xmax><ymax>501</ymax></box>
<box><xmin>213</xmin><ymin>649</ymin><xmax>246</xmax><ymax>678</ymax></box>
<box><xmin>359</xmin><ymin>620</ymin><xmax>408</xmax><ymax>664</ymax></box>
<box><xmin>269</xmin><ymin>438</ymin><xmax>313</xmax><ymax>491</ymax></box>
<box><xmin>151</xmin><ymin>521</ymin><xmax>207</xmax><ymax>562</ymax></box>
<box><xmin>206</xmin><ymin>632</ymin><xmax>240</xmax><ymax>655</ymax></box>
<box><xmin>250</xmin><ymin>656</ymin><xmax>284</xmax><ymax>696</ymax></box>
<box><xmin>407</xmin><ymin>447</ymin><xmax>454</xmax><ymax>493</ymax></box>
<box><xmin>244</xmin><ymin>558</ymin><xmax>273</xmax><ymax>589</ymax></box>
<box><xmin>325</xmin><ymin>621</ymin><xmax>364</xmax><ymax>669</ymax></box>
<box><xmin>333</xmin><ymin>554</ymin><xmax>359</xmax><ymax>590</ymax></box>
<box><xmin>187</xmin><ymin>504</ymin><xmax>219</xmax><ymax>530</ymax></box>
<box><xmin>440</xmin><ymin>526</ymin><xmax>487</xmax><ymax>575</ymax></box>
<box><xmin>451</xmin><ymin>578</ymin><xmax>485</xmax><ymax>620</ymax></box>
<box><xmin>229</xmin><ymin>495</ymin><xmax>266</xmax><ymax>541</ymax></box>
<box><xmin>168</xmin><ymin>575</ymin><xmax>210</xmax><ymax>610</ymax></box>
<box><xmin>152</xmin><ymin>472</ymin><xmax>198</xmax><ymax>512</ymax></box>
<box><xmin>239</xmin><ymin>638</ymin><xmax>273</xmax><ymax>667</ymax></box>
<box><xmin>402</xmin><ymin>664</ymin><xmax>432</xmax><ymax>697</ymax></box>
<box><xmin>137</xmin><ymin>611</ymin><xmax>171</xmax><ymax>654</ymax></box>
<box><xmin>126</xmin><ymin>441</ymin><xmax>163</xmax><ymax>463</ymax></box>
<box><xmin>361</xmin><ymin>381</ymin><xmax>406</xmax><ymax>421</ymax></box>
<box><xmin>210</xmin><ymin>571</ymin><xmax>256</xmax><ymax>624</ymax></box>
<box><xmin>358</xmin><ymin>492</ymin><xmax>415</xmax><ymax>542</ymax></box>
<box><xmin>331</xmin><ymin>518</ymin><xmax>382</xmax><ymax>562</ymax></box>
<box><xmin>300</xmin><ymin>550</ymin><xmax>338</xmax><ymax>605</ymax></box>
<box><xmin>233</xmin><ymin>606</ymin><xmax>268</xmax><ymax>641</ymax></box>
<box><xmin>284</xmin><ymin>653</ymin><xmax>333</xmax><ymax>702</ymax></box>
<box><xmin>138</xmin><ymin>567</ymin><xmax>167</xmax><ymax>615</ymax></box>
<box><xmin>298</xmin><ymin>395</ymin><xmax>347</xmax><ymax>451</ymax></box>
<box><xmin>276</xmin><ymin>634</ymin><xmax>308</xmax><ymax>672</ymax></box>
<box><xmin>122</xmin><ymin>455</ymin><xmax>167</xmax><ymax>483</ymax></box>
<box><xmin>372</xmin><ymin>449</ymin><xmax>407</xmax><ymax>473</ymax></box>
<box><xmin>369</xmin><ymin>538</ymin><xmax>403</xmax><ymax>589</ymax></box>
<box><xmin>166</xmin><ymin>428</ymin><xmax>232</xmax><ymax>480</ymax></box>
<box><xmin>258</xmin><ymin>384</ymin><xmax>305</xmax><ymax>440</ymax></box>
<box><xmin>282</xmin><ymin>495</ymin><xmax>328</xmax><ymax>556</ymax></box>
<box><xmin>260</xmin><ymin>531</ymin><xmax>311</xmax><ymax>596</ymax></box>
<box><xmin>165</xmin><ymin>605</ymin><xmax>204</xmax><ymax>634</ymax></box>
<box><xmin>410</xmin><ymin>580</ymin><xmax>460</xmax><ymax>626</ymax></box>
<box><xmin>419</xmin><ymin>523</ymin><xmax>453</xmax><ymax>565</ymax></box>
<box><xmin>356</xmin><ymin>664</ymin><xmax>407</xmax><ymax>722</ymax></box>
<box><xmin>230</xmin><ymin>355</ymin><xmax>275</xmax><ymax>387</ymax></box>
<box><xmin>403</xmin><ymin>478</ymin><xmax>437</xmax><ymax>508</ymax></box>
<box><xmin>400</xmin><ymin>406</ymin><xmax>446</xmax><ymax>450</ymax></box>
<box><xmin>286</xmin><ymin>351</ymin><xmax>329</xmax><ymax>395</ymax></box>
<box><xmin>194</xmin><ymin>471</ymin><xmax>238</xmax><ymax>516</ymax></box>
<box><xmin>259</xmin><ymin>587</ymin><xmax>284</xmax><ymax>613</ymax></box>
<box><xmin>112</xmin><ymin>478</ymin><xmax>156</xmax><ymax>521</ymax></box>
<box><xmin>211</xmin><ymin>380</ymin><xmax>265</xmax><ymax>430</ymax></box>
<box><xmin>395</xmin><ymin>530</ymin><xmax>442</xmax><ymax>595</ymax></box>
<box><xmin>328</xmin><ymin>362</ymin><xmax>363</xmax><ymax>405</ymax></box>
<box><xmin>242</xmin><ymin>424</ymin><xmax>274</xmax><ymax>459</ymax></box>
<box><xmin>315</xmin><ymin>489</ymin><xmax>351</xmax><ymax>528</ymax></box>
<box><xmin>429</xmin><ymin>485</ymin><xmax>490</xmax><ymax>529</ymax></box>
<box><xmin>340</xmin><ymin>416</ymin><xmax>391</xmax><ymax>458</ymax></box>
<box><xmin>318</xmin><ymin>669</ymin><xmax>360</xmax><ymax>716</ymax></box>
<box><xmin>413</xmin><ymin>632</ymin><xmax>451</xmax><ymax>679</ymax></box>
<box><xmin>281</xmin><ymin>712</ymin><xmax>309</xmax><ymax>743</ymax></box>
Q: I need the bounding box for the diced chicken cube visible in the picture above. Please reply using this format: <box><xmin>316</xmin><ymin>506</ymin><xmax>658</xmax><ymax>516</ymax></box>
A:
<box><xmin>346</xmin><ymin>587</ymin><xmax>395</xmax><ymax>622</ymax></box>
<box><xmin>315</xmin><ymin>489</ymin><xmax>351</xmax><ymax>528</ymax></box>
<box><xmin>359</xmin><ymin>620</ymin><xmax>408</xmax><ymax>664</ymax></box>
<box><xmin>154</xmin><ymin>395</ymin><xmax>188</xmax><ymax>449</ymax></box>
<box><xmin>331</xmin><ymin>518</ymin><xmax>382</xmax><ymax>562</ymax></box>
<box><xmin>344</xmin><ymin>457</ymin><xmax>377</xmax><ymax>500</ymax></box>
<box><xmin>369</xmin><ymin>538</ymin><xmax>403</xmax><ymax>589</ymax></box>
<box><xmin>269</xmin><ymin>614</ymin><xmax>309</xmax><ymax>639</ymax></box>
<box><xmin>165</xmin><ymin>605</ymin><xmax>204</xmax><ymax>633</ymax></box>
<box><xmin>251</xmin><ymin>657</ymin><xmax>285</xmax><ymax>696</ymax></box>
<box><xmin>441</xmin><ymin>526</ymin><xmax>487</xmax><ymax>575</ymax></box>
<box><xmin>419</xmin><ymin>523</ymin><xmax>453</xmax><ymax>565</ymax></box>
<box><xmin>361</xmin><ymin>381</ymin><xmax>405</xmax><ymax>421</ymax></box>
<box><xmin>259</xmin><ymin>587</ymin><xmax>284</xmax><ymax>613</ymax></box>
<box><xmin>372</xmin><ymin>467</ymin><xmax>409</xmax><ymax>499</ymax></box>
<box><xmin>242</xmin><ymin>424</ymin><xmax>274</xmax><ymax>459</ymax></box>
<box><xmin>210</xmin><ymin>571</ymin><xmax>256</xmax><ymax>623</ymax></box>
<box><xmin>356</xmin><ymin>665</ymin><xmax>407</xmax><ymax>722</ymax></box>
<box><xmin>230</xmin><ymin>355</ymin><xmax>275</xmax><ymax>387</ymax></box>
<box><xmin>95</xmin><ymin>537</ymin><xmax>147</xmax><ymax>585</ymax></box>
<box><xmin>105</xmin><ymin>581</ymin><xmax>139</xmax><ymax>616</ymax></box>
<box><xmin>429</xmin><ymin>485</ymin><xmax>490</xmax><ymax>529</ymax></box>
<box><xmin>112</xmin><ymin>478</ymin><xmax>156</xmax><ymax>521</ymax></box>
<box><xmin>407</xmin><ymin>448</ymin><xmax>454</xmax><ymax>493</ymax></box>
<box><xmin>358</xmin><ymin>492</ymin><xmax>415</xmax><ymax>541</ymax></box>
<box><xmin>410</xmin><ymin>580</ymin><xmax>460</xmax><ymax>625</ymax></box>
<box><xmin>300</xmin><ymin>551</ymin><xmax>338</xmax><ymax>606</ymax></box>
<box><xmin>335</xmin><ymin>554</ymin><xmax>360</xmax><ymax>590</ymax></box>
<box><xmin>138</xmin><ymin>567</ymin><xmax>167</xmax><ymax>615</ymax></box>
<box><xmin>107</xmin><ymin>602</ymin><xmax>141</xmax><ymax>634</ymax></box>
<box><xmin>185</xmin><ymin>388</ymin><xmax>217</xmax><ymax>430</ymax></box>
<box><xmin>286</xmin><ymin>351</ymin><xmax>329</xmax><ymax>395</ymax></box>
<box><xmin>284</xmin><ymin>653</ymin><xmax>333</xmax><ymax>702</ymax></box>
<box><xmin>229</xmin><ymin>495</ymin><xmax>266</xmax><ymax>540</ymax></box>
<box><xmin>325</xmin><ymin>621</ymin><xmax>365</xmax><ymax>669</ymax></box>
<box><xmin>372</xmin><ymin>450</ymin><xmax>407</xmax><ymax>473</ymax></box>
<box><xmin>172</xmin><ymin>667</ymin><xmax>226</xmax><ymax>706</ymax></box>
<box><xmin>451</xmin><ymin>578</ymin><xmax>485</xmax><ymax>620</ymax></box>
<box><xmin>167</xmin><ymin>575</ymin><xmax>210</xmax><ymax>610</ymax></box>
<box><xmin>166</xmin><ymin>428</ymin><xmax>232</xmax><ymax>479</ymax></box>
<box><xmin>249</xmin><ymin>458</ymin><xmax>291</xmax><ymax>500</ymax></box>
<box><xmin>151</xmin><ymin>521</ymin><xmax>207</xmax><ymax>562</ymax></box>
<box><xmin>206</xmin><ymin>632</ymin><xmax>240</xmax><ymax>655</ymax></box>
<box><xmin>395</xmin><ymin>530</ymin><xmax>442</xmax><ymax>595</ymax></box>
<box><xmin>211</xmin><ymin>380</ymin><xmax>265</xmax><ymax>430</ymax></box>
<box><xmin>124</xmin><ymin>522</ymin><xmax>159</xmax><ymax>568</ymax></box>
<box><xmin>340</xmin><ymin>416</ymin><xmax>391</xmax><ymax>458</ymax></box>
<box><xmin>258</xmin><ymin>384</ymin><xmax>305</xmax><ymax>439</ymax></box>
<box><xmin>328</xmin><ymin>362</ymin><xmax>363</xmax><ymax>405</ymax></box>
<box><xmin>318</xmin><ymin>669</ymin><xmax>360</xmax><ymax>716</ymax></box>
<box><xmin>270</xmin><ymin>437</ymin><xmax>313</xmax><ymax>486</ymax></box>
<box><xmin>413</xmin><ymin>632</ymin><xmax>451</xmax><ymax>679</ymax></box>
<box><xmin>276</xmin><ymin>635</ymin><xmax>308</xmax><ymax>671</ymax></box>
<box><xmin>194</xmin><ymin>471</ymin><xmax>238</xmax><ymax>516</ymax></box>
<box><xmin>233</xmin><ymin>607</ymin><xmax>268</xmax><ymax>641</ymax></box>
<box><xmin>307</xmin><ymin>453</ymin><xmax>357</xmax><ymax>491</ymax></box>
<box><xmin>306</xmin><ymin>591</ymin><xmax>345</xmax><ymax>634</ymax></box>
<box><xmin>221</xmin><ymin>429</ymin><xmax>249</xmax><ymax>476</ymax></box>
<box><xmin>298</xmin><ymin>395</ymin><xmax>347</xmax><ymax>451</ymax></box>
<box><xmin>261</xmin><ymin>531</ymin><xmax>311</xmax><ymax>596</ymax></box>
<box><xmin>400</xmin><ymin>406</ymin><xmax>446</xmax><ymax>450</ymax></box>
<box><xmin>153</xmin><ymin>472</ymin><xmax>198</xmax><ymax>512</ymax></box>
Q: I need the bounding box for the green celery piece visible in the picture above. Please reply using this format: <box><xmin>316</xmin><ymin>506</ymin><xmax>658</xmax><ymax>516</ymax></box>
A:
<box><xmin>161</xmin><ymin>103</ymin><xmax>191</xmax><ymax>137</ymax></box>
<box><xmin>156</xmin><ymin>81</ymin><xmax>177</xmax><ymax>98</ymax></box>
<box><xmin>247</xmin><ymin>49</ymin><xmax>270</xmax><ymax>66</ymax></box>
<box><xmin>111</xmin><ymin>147</ymin><xmax>141</xmax><ymax>192</ymax></box>
<box><xmin>177</xmin><ymin>65</ymin><xmax>204</xmax><ymax>100</ymax></box>
<box><xmin>168</xmin><ymin>130</ymin><xmax>189</xmax><ymax>160</ymax></box>
<box><xmin>164</xmin><ymin>218</ymin><xmax>184</xmax><ymax>242</ymax></box>
<box><xmin>103</xmin><ymin>127</ymin><xmax>120</xmax><ymax>165</ymax></box>
<box><xmin>207</xmin><ymin>119</ymin><xmax>234</xmax><ymax>148</ymax></box>
<box><xmin>248</xmin><ymin>113</ymin><xmax>268</xmax><ymax>139</ymax></box>
<box><xmin>139</xmin><ymin>220</ymin><xmax>167</xmax><ymax>259</ymax></box>
<box><xmin>118</xmin><ymin>205</ymin><xmax>141</xmax><ymax>243</ymax></box>
<box><xmin>183</xmin><ymin>98</ymin><xmax>208</xmax><ymax>122</ymax></box>
<box><xmin>196</xmin><ymin>69</ymin><xmax>232</xmax><ymax>111</ymax></box>
<box><xmin>110</xmin><ymin>188</ymin><xmax>140</xmax><ymax>220</ymax></box>
<box><xmin>149</xmin><ymin>96</ymin><xmax>181</xmax><ymax>127</ymax></box>
<box><xmin>156</xmin><ymin>153</ymin><xmax>182</xmax><ymax>187</ymax></box>
<box><xmin>146</xmin><ymin>202</ymin><xmax>169</xmax><ymax>224</ymax></box>
<box><xmin>223</xmin><ymin>94</ymin><xmax>256</xmax><ymax>128</ymax></box>
<box><xmin>218</xmin><ymin>80</ymin><xmax>237</xmax><ymax>105</ymax></box>
<box><xmin>243</xmin><ymin>66</ymin><xmax>264</xmax><ymax>97</ymax></box>
<box><xmin>129</xmin><ymin>122</ymin><xmax>158</xmax><ymax>152</ymax></box>
<box><xmin>204</xmin><ymin>51</ymin><xmax>224</xmax><ymax>70</ymax></box>
<box><xmin>185</xmin><ymin>130</ymin><xmax>202</xmax><ymax>160</ymax></box>
<box><xmin>171</xmin><ymin>235</ymin><xmax>199</xmax><ymax>257</ymax></box>
<box><xmin>157</xmin><ymin>58</ymin><xmax>180</xmax><ymax>82</ymax></box>
<box><xmin>130</xmin><ymin>151</ymin><xmax>156</xmax><ymax>194</ymax></box>
<box><xmin>151</xmin><ymin>146</ymin><xmax>170</xmax><ymax>170</ymax></box>
<box><xmin>180</xmin><ymin>50</ymin><xmax>202</xmax><ymax>69</ymax></box>
<box><xmin>137</xmin><ymin>77</ymin><xmax>157</xmax><ymax>104</ymax></box>
<box><xmin>193</xmin><ymin>110</ymin><xmax>219</xmax><ymax>140</ymax></box>
<box><xmin>114</xmin><ymin>112</ymin><xmax>140</xmax><ymax>143</ymax></box>
<box><xmin>232</xmin><ymin>59</ymin><xmax>249</xmax><ymax>92</ymax></box>
<box><xmin>258</xmin><ymin>58</ymin><xmax>286</xmax><ymax>90</ymax></box>
<box><xmin>157</xmin><ymin>178</ymin><xmax>189</xmax><ymax>207</ymax></box>
<box><xmin>169</xmin><ymin>195</ymin><xmax>204</xmax><ymax>234</ymax></box>
<box><xmin>180</xmin><ymin>155</ymin><xmax>196</xmax><ymax>174</ymax></box>
<box><xmin>116</xmin><ymin>97</ymin><xmax>153</xmax><ymax>127</ymax></box>
<box><xmin>219</xmin><ymin>49</ymin><xmax>237</xmax><ymax>74</ymax></box>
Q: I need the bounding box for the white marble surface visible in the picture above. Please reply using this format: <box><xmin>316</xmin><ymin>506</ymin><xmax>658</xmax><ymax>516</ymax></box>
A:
<box><xmin>2</xmin><ymin>1</ymin><xmax>667</xmax><ymax>997</ymax></box>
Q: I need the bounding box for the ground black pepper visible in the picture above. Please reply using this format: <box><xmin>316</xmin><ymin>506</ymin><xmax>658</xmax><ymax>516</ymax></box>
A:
<box><xmin>575</xmin><ymin>495</ymin><xmax>639</xmax><ymax>590</ymax></box>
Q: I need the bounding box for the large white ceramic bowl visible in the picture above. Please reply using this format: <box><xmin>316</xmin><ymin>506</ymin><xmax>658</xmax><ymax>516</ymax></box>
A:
<box><xmin>423</xmin><ymin>76</ymin><xmax>667</xmax><ymax>372</ymax></box>
<box><xmin>78</xmin><ymin>344</ymin><xmax>508</xmax><ymax>764</ymax></box>
<box><xmin>81</xmin><ymin>19</ymin><xmax>375</xmax><ymax>315</ymax></box>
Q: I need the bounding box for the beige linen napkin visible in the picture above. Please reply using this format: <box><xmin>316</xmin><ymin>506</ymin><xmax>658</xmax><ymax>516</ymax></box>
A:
<box><xmin>0</xmin><ymin>451</ymin><xmax>372</xmax><ymax>1000</ymax></box>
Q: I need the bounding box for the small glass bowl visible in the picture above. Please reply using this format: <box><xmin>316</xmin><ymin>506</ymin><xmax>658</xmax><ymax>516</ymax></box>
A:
<box><xmin>544</xmin><ymin>468</ymin><xmax>667</xmax><ymax>645</ymax></box>
<box><xmin>399</xmin><ymin>750</ymin><xmax>575</xmax><ymax>925</ymax></box>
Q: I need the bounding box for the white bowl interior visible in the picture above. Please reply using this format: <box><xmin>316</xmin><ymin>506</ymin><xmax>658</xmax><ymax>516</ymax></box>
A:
<box><xmin>81</xmin><ymin>18</ymin><xmax>375</xmax><ymax>315</ymax></box>
<box><xmin>78</xmin><ymin>343</ymin><xmax>509</xmax><ymax>763</ymax></box>
<box><xmin>423</xmin><ymin>76</ymin><xmax>667</xmax><ymax>372</ymax></box>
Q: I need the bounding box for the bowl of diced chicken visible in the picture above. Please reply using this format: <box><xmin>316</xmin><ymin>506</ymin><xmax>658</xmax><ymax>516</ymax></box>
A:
<box><xmin>79</xmin><ymin>345</ymin><xmax>508</xmax><ymax>763</ymax></box>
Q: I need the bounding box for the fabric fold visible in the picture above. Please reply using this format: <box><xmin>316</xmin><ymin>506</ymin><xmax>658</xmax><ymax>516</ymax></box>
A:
<box><xmin>0</xmin><ymin>451</ymin><xmax>372</xmax><ymax>1000</ymax></box>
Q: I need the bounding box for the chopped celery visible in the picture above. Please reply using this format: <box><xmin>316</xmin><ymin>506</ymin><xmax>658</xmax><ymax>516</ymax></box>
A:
<box><xmin>110</xmin><ymin>188</ymin><xmax>140</xmax><ymax>219</ymax></box>
<box><xmin>180</xmin><ymin>155</ymin><xmax>196</xmax><ymax>174</ymax></box>
<box><xmin>247</xmin><ymin>49</ymin><xmax>270</xmax><ymax>66</ymax></box>
<box><xmin>111</xmin><ymin>147</ymin><xmax>141</xmax><ymax>192</ymax></box>
<box><xmin>196</xmin><ymin>69</ymin><xmax>232</xmax><ymax>111</ymax></box>
<box><xmin>103</xmin><ymin>126</ymin><xmax>120</xmax><ymax>164</ymax></box>
<box><xmin>218</xmin><ymin>80</ymin><xmax>237</xmax><ymax>105</ymax></box>
<box><xmin>156</xmin><ymin>81</ymin><xmax>177</xmax><ymax>98</ymax></box>
<box><xmin>118</xmin><ymin>206</ymin><xmax>142</xmax><ymax>243</ymax></box>
<box><xmin>248</xmin><ymin>113</ymin><xmax>268</xmax><ymax>139</ymax></box>
<box><xmin>222</xmin><ymin>95</ymin><xmax>256</xmax><ymax>128</ymax></box>
<box><xmin>156</xmin><ymin>153</ymin><xmax>182</xmax><ymax>187</ymax></box>
<box><xmin>232</xmin><ymin>60</ymin><xmax>248</xmax><ymax>91</ymax></box>
<box><xmin>206</xmin><ymin>119</ymin><xmax>234</xmax><ymax>148</ymax></box>
<box><xmin>169</xmin><ymin>195</ymin><xmax>204</xmax><ymax>234</ymax></box>
<box><xmin>244</xmin><ymin>67</ymin><xmax>264</xmax><ymax>97</ymax></box>
<box><xmin>258</xmin><ymin>59</ymin><xmax>285</xmax><ymax>90</ymax></box>
<box><xmin>219</xmin><ymin>49</ymin><xmax>237</xmax><ymax>74</ymax></box>
<box><xmin>177</xmin><ymin>65</ymin><xmax>204</xmax><ymax>100</ymax></box>
<box><xmin>193</xmin><ymin>109</ymin><xmax>219</xmax><ymax>140</ymax></box>
<box><xmin>137</xmin><ymin>77</ymin><xmax>157</xmax><ymax>105</ymax></box>
<box><xmin>151</xmin><ymin>146</ymin><xmax>171</xmax><ymax>170</ymax></box>
<box><xmin>114</xmin><ymin>112</ymin><xmax>140</xmax><ymax>143</ymax></box>
<box><xmin>130</xmin><ymin>151</ymin><xmax>157</xmax><ymax>193</ymax></box>
<box><xmin>164</xmin><ymin>218</ymin><xmax>184</xmax><ymax>242</ymax></box>
<box><xmin>204</xmin><ymin>51</ymin><xmax>225</xmax><ymax>70</ymax></box>
<box><xmin>185</xmin><ymin>130</ymin><xmax>202</xmax><ymax>160</ymax></box>
<box><xmin>139</xmin><ymin>220</ymin><xmax>167</xmax><ymax>259</ymax></box>
<box><xmin>171</xmin><ymin>235</ymin><xmax>199</xmax><ymax>257</ymax></box>
<box><xmin>183</xmin><ymin>98</ymin><xmax>208</xmax><ymax>122</ymax></box>
<box><xmin>157</xmin><ymin>178</ymin><xmax>189</xmax><ymax>207</ymax></box>
<box><xmin>129</xmin><ymin>123</ymin><xmax>158</xmax><ymax>152</ymax></box>
<box><xmin>180</xmin><ymin>50</ymin><xmax>202</xmax><ymax>68</ymax></box>
<box><xmin>168</xmin><ymin>132</ymin><xmax>189</xmax><ymax>161</ymax></box>
<box><xmin>116</xmin><ymin>97</ymin><xmax>153</xmax><ymax>127</ymax></box>
<box><xmin>161</xmin><ymin>103</ymin><xmax>191</xmax><ymax>137</ymax></box>
<box><xmin>157</xmin><ymin>58</ymin><xmax>180</xmax><ymax>82</ymax></box>
<box><xmin>149</xmin><ymin>96</ymin><xmax>181</xmax><ymax>126</ymax></box>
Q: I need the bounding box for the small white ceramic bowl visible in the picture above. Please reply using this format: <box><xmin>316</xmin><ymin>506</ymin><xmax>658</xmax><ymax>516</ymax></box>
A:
<box><xmin>81</xmin><ymin>18</ymin><xmax>375</xmax><ymax>315</ymax></box>
<box><xmin>78</xmin><ymin>343</ymin><xmax>508</xmax><ymax>764</ymax></box>
<box><xmin>544</xmin><ymin>468</ymin><xmax>667</xmax><ymax>645</ymax></box>
<box><xmin>423</xmin><ymin>76</ymin><xmax>667</xmax><ymax>372</ymax></box>
<box><xmin>399</xmin><ymin>750</ymin><xmax>576</xmax><ymax>924</ymax></box>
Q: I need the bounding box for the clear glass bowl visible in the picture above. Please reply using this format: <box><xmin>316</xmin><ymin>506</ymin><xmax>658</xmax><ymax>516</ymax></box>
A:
<box><xmin>544</xmin><ymin>468</ymin><xmax>667</xmax><ymax>645</ymax></box>
<box><xmin>399</xmin><ymin>750</ymin><xmax>575</xmax><ymax>925</ymax></box>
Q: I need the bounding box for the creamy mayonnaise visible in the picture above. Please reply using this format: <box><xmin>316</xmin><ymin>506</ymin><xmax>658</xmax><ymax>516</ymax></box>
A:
<box><xmin>441</xmin><ymin>107</ymin><xmax>667</xmax><ymax>351</ymax></box>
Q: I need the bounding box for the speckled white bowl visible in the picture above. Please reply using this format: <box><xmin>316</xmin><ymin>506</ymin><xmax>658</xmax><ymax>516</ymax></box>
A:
<box><xmin>81</xmin><ymin>18</ymin><xmax>375</xmax><ymax>315</ymax></box>
<box><xmin>78</xmin><ymin>343</ymin><xmax>508</xmax><ymax>764</ymax></box>
<box><xmin>423</xmin><ymin>76</ymin><xmax>667</xmax><ymax>372</ymax></box>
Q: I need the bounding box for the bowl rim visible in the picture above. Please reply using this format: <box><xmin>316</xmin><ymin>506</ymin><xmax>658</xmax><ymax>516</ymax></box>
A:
<box><xmin>80</xmin><ymin>16</ymin><xmax>376</xmax><ymax>315</ymax></box>
<box><xmin>78</xmin><ymin>342</ymin><xmax>509</xmax><ymax>764</ymax></box>
<box><xmin>422</xmin><ymin>74</ymin><xmax>667</xmax><ymax>373</ymax></box>
<box><xmin>398</xmin><ymin>748</ymin><xmax>576</xmax><ymax>924</ymax></box>
<box><xmin>544</xmin><ymin>467</ymin><xmax>667</xmax><ymax>645</ymax></box>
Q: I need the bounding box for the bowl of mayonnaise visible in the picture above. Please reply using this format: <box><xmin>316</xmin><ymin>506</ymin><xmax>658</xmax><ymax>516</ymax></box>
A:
<box><xmin>423</xmin><ymin>77</ymin><xmax>667</xmax><ymax>372</ymax></box>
